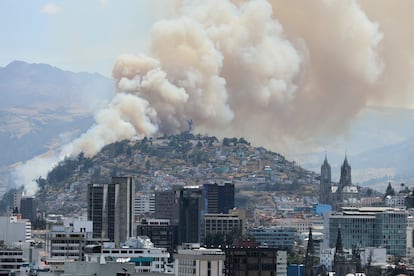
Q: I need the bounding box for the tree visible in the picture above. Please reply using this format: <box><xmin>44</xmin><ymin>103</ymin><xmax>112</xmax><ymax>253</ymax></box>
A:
<box><xmin>238</xmin><ymin>137</ymin><xmax>250</xmax><ymax>145</ymax></box>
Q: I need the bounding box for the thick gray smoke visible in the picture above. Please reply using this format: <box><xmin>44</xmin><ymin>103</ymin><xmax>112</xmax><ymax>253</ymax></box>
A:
<box><xmin>16</xmin><ymin>0</ymin><xmax>414</xmax><ymax>194</ymax></box>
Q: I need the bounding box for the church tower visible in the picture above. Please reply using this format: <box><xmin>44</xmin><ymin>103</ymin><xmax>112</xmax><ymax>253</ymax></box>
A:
<box><xmin>320</xmin><ymin>155</ymin><xmax>332</xmax><ymax>205</ymax></box>
<box><xmin>333</xmin><ymin>227</ymin><xmax>360</xmax><ymax>276</ymax></box>
<box><xmin>337</xmin><ymin>156</ymin><xmax>352</xmax><ymax>202</ymax></box>
<box><xmin>304</xmin><ymin>228</ymin><xmax>316</xmax><ymax>276</ymax></box>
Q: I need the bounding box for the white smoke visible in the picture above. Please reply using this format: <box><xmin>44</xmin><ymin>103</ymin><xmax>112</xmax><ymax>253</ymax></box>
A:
<box><xmin>15</xmin><ymin>0</ymin><xmax>393</xmax><ymax>194</ymax></box>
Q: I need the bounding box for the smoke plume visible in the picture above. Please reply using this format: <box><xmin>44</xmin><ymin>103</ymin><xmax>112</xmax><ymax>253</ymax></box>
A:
<box><xmin>16</xmin><ymin>0</ymin><xmax>414</xmax><ymax>194</ymax></box>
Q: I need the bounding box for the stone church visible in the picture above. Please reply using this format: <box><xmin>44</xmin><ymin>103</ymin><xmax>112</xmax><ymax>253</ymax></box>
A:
<box><xmin>319</xmin><ymin>155</ymin><xmax>359</xmax><ymax>209</ymax></box>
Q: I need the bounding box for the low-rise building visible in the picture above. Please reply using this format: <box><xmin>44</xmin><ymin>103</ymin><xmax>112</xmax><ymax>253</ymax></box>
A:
<box><xmin>84</xmin><ymin>237</ymin><xmax>172</xmax><ymax>274</ymax></box>
<box><xmin>0</xmin><ymin>215</ymin><xmax>31</xmax><ymax>246</ymax></box>
<box><xmin>174</xmin><ymin>244</ymin><xmax>225</xmax><ymax>276</ymax></box>
<box><xmin>0</xmin><ymin>247</ymin><xmax>24</xmax><ymax>275</ymax></box>
<box><xmin>247</xmin><ymin>226</ymin><xmax>296</xmax><ymax>251</ymax></box>
<box><xmin>204</xmin><ymin>213</ymin><xmax>243</xmax><ymax>241</ymax></box>
<box><xmin>224</xmin><ymin>246</ymin><xmax>287</xmax><ymax>276</ymax></box>
<box><xmin>136</xmin><ymin>219</ymin><xmax>178</xmax><ymax>259</ymax></box>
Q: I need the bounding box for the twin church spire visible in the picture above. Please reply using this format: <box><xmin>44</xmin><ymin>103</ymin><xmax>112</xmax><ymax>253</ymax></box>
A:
<box><xmin>319</xmin><ymin>154</ymin><xmax>355</xmax><ymax>208</ymax></box>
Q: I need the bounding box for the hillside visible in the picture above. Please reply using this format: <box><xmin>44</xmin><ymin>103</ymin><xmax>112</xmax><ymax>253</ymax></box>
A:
<box><xmin>28</xmin><ymin>133</ymin><xmax>318</xmax><ymax>215</ymax></box>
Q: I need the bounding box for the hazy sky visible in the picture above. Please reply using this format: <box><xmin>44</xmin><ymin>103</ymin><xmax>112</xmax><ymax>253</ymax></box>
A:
<box><xmin>0</xmin><ymin>0</ymin><xmax>173</xmax><ymax>76</ymax></box>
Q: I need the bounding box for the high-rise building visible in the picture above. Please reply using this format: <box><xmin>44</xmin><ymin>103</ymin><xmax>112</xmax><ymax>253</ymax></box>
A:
<box><xmin>87</xmin><ymin>176</ymin><xmax>135</xmax><ymax>246</ymax></box>
<box><xmin>203</xmin><ymin>182</ymin><xmax>234</xmax><ymax>214</ymax></box>
<box><xmin>155</xmin><ymin>185</ymin><xmax>182</xmax><ymax>224</ymax></box>
<box><xmin>179</xmin><ymin>186</ymin><xmax>204</xmax><ymax>244</ymax></box>
<box><xmin>20</xmin><ymin>196</ymin><xmax>36</xmax><ymax>223</ymax></box>
<box><xmin>13</xmin><ymin>191</ymin><xmax>22</xmax><ymax>213</ymax></box>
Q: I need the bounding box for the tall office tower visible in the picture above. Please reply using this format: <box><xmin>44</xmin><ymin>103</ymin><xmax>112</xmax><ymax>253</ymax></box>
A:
<box><xmin>203</xmin><ymin>182</ymin><xmax>234</xmax><ymax>214</ymax></box>
<box><xmin>155</xmin><ymin>185</ymin><xmax>204</xmax><ymax>244</ymax></box>
<box><xmin>20</xmin><ymin>196</ymin><xmax>36</xmax><ymax>223</ymax></box>
<box><xmin>88</xmin><ymin>176</ymin><xmax>135</xmax><ymax>246</ymax></box>
<box><xmin>179</xmin><ymin>186</ymin><xmax>204</xmax><ymax>244</ymax></box>
<box><xmin>319</xmin><ymin>155</ymin><xmax>332</xmax><ymax>205</ymax></box>
<box><xmin>154</xmin><ymin>185</ymin><xmax>182</xmax><ymax>224</ymax></box>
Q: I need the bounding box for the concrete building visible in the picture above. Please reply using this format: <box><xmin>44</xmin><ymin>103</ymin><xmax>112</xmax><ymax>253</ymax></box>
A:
<box><xmin>204</xmin><ymin>213</ymin><xmax>243</xmax><ymax>242</ymax></box>
<box><xmin>136</xmin><ymin>219</ymin><xmax>178</xmax><ymax>259</ymax></box>
<box><xmin>0</xmin><ymin>247</ymin><xmax>24</xmax><ymax>275</ymax></box>
<box><xmin>135</xmin><ymin>192</ymin><xmax>155</xmax><ymax>215</ymax></box>
<box><xmin>174</xmin><ymin>244</ymin><xmax>225</xmax><ymax>276</ymax></box>
<box><xmin>270</xmin><ymin>217</ymin><xmax>324</xmax><ymax>234</ymax></box>
<box><xmin>328</xmin><ymin>207</ymin><xmax>408</xmax><ymax>257</ymax></box>
<box><xmin>45</xmin><ymin>223</ymin><xmax>93</xmax><ymax>264</ymax></box>
<box><xmin>84</xmin><ymin>237</ymin><xmax>171</xmax><ymax>274</ymax></box>
<box><xmin>385</xmin><ymin>195</ymin><xmax>406</xmax><ymax>208</ymax></box>
<box><xmin>63</xmin><ymin>262</ymin><xmax>136</xmax><ymax>276</ymax></box>
<box><xmin>87</xmin><ymin>176</ymin><xmax>135</xmax><ymax>246</ymax></box>
<box><xmin>13</xmin><ymin>191</ymin><xmax>22</xmax><ymax>213</ymax></box>
<box><xmin>155</xmin><ymin>186</ymin><xmax>182</xmax><ymax>224</ymax></box>
<box><xmin>224</xmin><ymin>246</ymin><xmax>287</xmax><ymax>276</ymax></box>
<box><xmin>0</xmin><ymin>215</ymin><xmax>31</xmax><ymax>246</ymax></box>
<box><xmin>155</xmin><ymin>185</ymin><xmax>204</xmax><ymax>244</ymax></box>
<box><xmin>247</xmin><ymin>227</ymin><xmax>296</xmax><ymax>251</ymax></box>
<box><xmin>407</xmin><ymin>215</ymin><xmax>414</xmax><ymax>261</ymax></box>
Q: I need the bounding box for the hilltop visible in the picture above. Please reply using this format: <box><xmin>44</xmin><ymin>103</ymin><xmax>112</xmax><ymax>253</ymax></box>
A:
<box><xmin>26</xmin><ymin>133</ymin><xmax>318</xmax><ymax>216</ymax></box>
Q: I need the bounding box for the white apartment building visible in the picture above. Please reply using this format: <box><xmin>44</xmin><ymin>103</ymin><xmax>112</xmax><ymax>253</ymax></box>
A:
<box><xmin>174</xmin><ymin>244</ymin><xmax>225</xmax><ymax>276</ymax></box>
<box><xmin>0</xmin><ymin>215</ymin><xmax>31</xmax><ymax>246</ymax></box>
<box><xmin>84</xmin><ymin>237</ymin><xmax>172</xmax><ymax>274</ymax></box>
<box><xmin>271</xmin><ymin>217</ymin><xmax>324</xmax><ymax>233</ymax></box>
<box><xmin>135</xmin><ymin>192</ymin><xmax>155</xmax><ymax>214</ymax></box>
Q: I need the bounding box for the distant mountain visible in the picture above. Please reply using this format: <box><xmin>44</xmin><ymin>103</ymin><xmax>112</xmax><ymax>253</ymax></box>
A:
<box><xmin>297</xmin><ymin>106</ymin><xmax>414</xmax><ymax>191</ymax></box>
<box><xmin>0</xmin><ymin>60</ymin><xmax>114</xmax><ymax>193</ymax></box>
<box><xmin>0</xmin><ymin>60</ymin><xmax>113</xmax><ymax>110</ymax></box>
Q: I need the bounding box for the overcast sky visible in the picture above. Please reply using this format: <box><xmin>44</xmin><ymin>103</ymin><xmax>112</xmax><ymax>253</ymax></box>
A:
<box><xmin>0</xmin><ymin>0</ymin><xmax>173</xmax><ymax>76</ymax></box>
